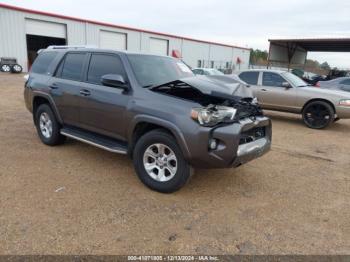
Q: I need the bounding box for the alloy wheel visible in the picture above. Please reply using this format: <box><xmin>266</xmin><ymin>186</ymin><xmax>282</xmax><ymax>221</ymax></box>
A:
<box><xmin>304</xmin><ymin>104</ymin><xmax>331</xmax><ymax>128</ymax></box>
<box><xmin>143</xmin><ymin>143</ymin><xmax>178</xmax><ymax>182</ymax></box>
<box><xmin>39</xmin><ymin>112</ymin><xmax>53</xmax><ymax>138</ymax></box>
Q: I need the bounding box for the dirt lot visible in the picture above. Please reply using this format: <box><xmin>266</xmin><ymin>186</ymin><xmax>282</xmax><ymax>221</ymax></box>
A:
<box><xmin>0</xmin><ymin>73</ymin><xmax>349</xmax><ymax>255</ymax></box>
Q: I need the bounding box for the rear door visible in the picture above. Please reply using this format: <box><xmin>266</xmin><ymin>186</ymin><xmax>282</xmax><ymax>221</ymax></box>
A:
<box><xmin>258</xmin><ymin>72</ymin><xmax>297</xmax><ymax>111</ymax></box>
<box><xmin>48</xmin><ymin>52</ymin><xmax>88</xmax><ymax>126</ymax></box>
<box><xmin>78</xmin><ymin>53</ymin><xmax>131</xmax><ymax>140</ymax></box>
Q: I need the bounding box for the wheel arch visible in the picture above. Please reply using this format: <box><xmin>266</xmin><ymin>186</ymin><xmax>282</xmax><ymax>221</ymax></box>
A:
<box><xmin>127</xmin><ymin>115</ymin><xmax>191</xmax><ymax>160</ymax></box>
<box><xmin>32</xmin><ymin>93</ymin><xmax>63</xmax><ymax>124</ymax></box>
<box><xmin>302</xmin><ymin>98</ymin><xmax>336</xmax><ymax>114</ymax></box>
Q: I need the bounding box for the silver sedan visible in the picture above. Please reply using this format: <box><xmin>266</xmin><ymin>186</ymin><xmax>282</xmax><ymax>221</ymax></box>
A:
<box><xmin>238</xmin><ymin>69</ymin><xmax>350</xmax><ymax>129</ymax></box>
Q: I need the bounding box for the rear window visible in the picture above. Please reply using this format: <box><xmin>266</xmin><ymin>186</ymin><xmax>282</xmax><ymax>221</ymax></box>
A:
<box><xmin>60</xmin><ymin>53</ymin><xmax>86</xmax><ymax>81</ymax></box>
<box><xmin>239</xmin><ymin>71</ymin><xmax>259</xmax><ymax>85</ymax></box>
<box><xmin>31</xmin><ymin>52</ymin><xmax>58</xmax><ymax>74</ymax></box>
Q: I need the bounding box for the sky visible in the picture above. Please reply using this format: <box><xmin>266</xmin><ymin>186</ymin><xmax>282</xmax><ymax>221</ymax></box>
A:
<box><xmin>1</xmin><ymin>0</ymin><xmax>350</xmax><ymax>68</ymax></box>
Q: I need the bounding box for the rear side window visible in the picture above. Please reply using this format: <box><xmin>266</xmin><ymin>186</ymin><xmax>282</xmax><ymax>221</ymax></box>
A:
<box><xmin>340</xmin><ymin>79</ymin><xmax>350</xmax><ymax>85</ymax></box>
<box><xmin>341</xmin><ymin>86</ymin><xmax>350</xmax><ymax>92</ymax></box>
<box><xmin>87</xmin><ymin>54</ymin><xmax>126</xmax><ymax>85</ymax></box>
<box><xmin>262</xmin><ymin>72</ymin><xmax>285</xmax><ymax>87</ymax></box>
<box><xmin>60</xmin><ymin>53</ymin><xmax>86</xmax><ymax>81</ymax></box>
<box><xmin>239</xmin><ymin>72</ymin><xmax>259</xmax><ymax>85</ymax></box>
<box><xmin>31</xmin><ymin>52</ymin><xmax>58</xmax><ymax>74</ymax></box>
<box><xmin>193</xmin><ymin>69</ymin><xmax>203</xmax><ymax>75</ymax></box>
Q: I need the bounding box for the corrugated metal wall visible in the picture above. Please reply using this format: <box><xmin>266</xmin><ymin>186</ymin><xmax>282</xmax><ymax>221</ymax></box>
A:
<box><xmin>0</xmin><ymin>6</ymin><xmax>250</xmax><ymax>72</ymax></box>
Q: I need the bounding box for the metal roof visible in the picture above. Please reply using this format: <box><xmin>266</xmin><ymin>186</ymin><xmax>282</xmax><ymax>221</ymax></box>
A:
<box><xmin>0</xmin><ymin>3</ymin><xmax>250</xmax><ymax>51</ymax></box>
<box><xmin>269</xmin><ymin>38</ymin><xmax>350</xmax><ymax>52</ymax></box>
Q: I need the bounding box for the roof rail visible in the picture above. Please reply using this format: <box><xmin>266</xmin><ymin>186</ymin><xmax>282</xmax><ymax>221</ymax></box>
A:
<box><xmin>47</xmin><ymin>45</ymin><xmax>98</xmax><ymax>49</ymax></box>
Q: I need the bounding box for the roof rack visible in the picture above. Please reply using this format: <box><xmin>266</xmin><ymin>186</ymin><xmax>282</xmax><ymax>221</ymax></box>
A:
<box><xmin>47</xmin><ymin>45</ymin><xmax>98</xmax><ymax>49</ymax></box>
<box><xmin>37</xmin><ymin>45</ymin><xmax>98</xmax><ymax>54</ymax></box>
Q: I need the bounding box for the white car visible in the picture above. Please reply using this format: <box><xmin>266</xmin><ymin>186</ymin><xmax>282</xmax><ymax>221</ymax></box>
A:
<box><xmin>192</xmin><ymin>68</ymin><xmax>225</xmax><ymax>76</ymax></box>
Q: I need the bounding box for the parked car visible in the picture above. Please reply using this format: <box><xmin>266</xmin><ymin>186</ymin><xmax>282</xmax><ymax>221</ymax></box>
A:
<box><xmin>24</xmin><ymin>47</ymin><xmax>271</xmax><ymax>193</ymax></box>
<box><xmin>291</xmin><ymin>68</ymin><xmax>325</xmax><ymax>86</ymax></box>
<box><xmin>0</xmin><ymin>57</ymin><xmax>23</xmax><ymax>73</ymax></box>
<box><xmin>316</xmin><ymin>77</ymin><xmax>350</xmax><ymax>92</ymax></box>
<box><xmin>192</xmin><ymin>68</ymin><xmax>225</xmax><ymax>76</ymax></box>
<box><xmin>325</xmin><ymin>69</ymin><xmax>349</xmax><ymax>80</ymax></box>
<box><xmin>238</xmin><ymin>69</ymin><xmax>350</xmax><ymax>129</ymax></box>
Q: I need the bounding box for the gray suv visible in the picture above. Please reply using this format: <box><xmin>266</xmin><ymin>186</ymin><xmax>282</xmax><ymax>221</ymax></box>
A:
<box><xmin>24</xmin><ymin>46</ymin><xmax>271</xmax><ymax>193</ymax></box>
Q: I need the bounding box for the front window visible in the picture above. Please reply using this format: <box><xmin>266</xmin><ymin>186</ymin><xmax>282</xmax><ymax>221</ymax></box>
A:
<box><xmin>282</xmin><ymin>72</ymin><xmax>308</xmax><ymax>87</ymax></box>
<box><xmin>127</xmin><ymin>54</ymin><xmax>193</xmax><ymax>87</ymax></box>
<box><xmin>262</xmin><ymin>72</ymin><xmax>286</xmax><ymax>87</ymax></box>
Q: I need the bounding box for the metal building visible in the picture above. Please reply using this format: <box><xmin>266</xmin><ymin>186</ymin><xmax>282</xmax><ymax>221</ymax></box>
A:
<box><xmin>0</xmin><ymin>3</ymin><xmax>251</xmax><ymax>72</ymax></box>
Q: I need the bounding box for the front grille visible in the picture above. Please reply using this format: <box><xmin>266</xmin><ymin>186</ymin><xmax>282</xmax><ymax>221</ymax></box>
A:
<box><xmin>239</xmin><ymin>127</ymin><xmax>266</xmax><ymax>145</ymax></box>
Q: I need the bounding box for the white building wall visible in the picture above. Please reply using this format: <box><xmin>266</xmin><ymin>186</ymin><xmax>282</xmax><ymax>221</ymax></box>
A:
<box><xmin>232</xmin><ymin>48</ymin><xmax>250</xmax><ymax>71</ymax></box>
<box><xmin>181</xmin><ymin>40</ymin><xmax>210</xmax><ymax>68</ymax></box>
<box><xmin>0</xmin><ymin>6</ymin><xmax>251</xmax><ymax>72</ymax></box>
<box><xmin>209</xmin><ymin>45</ymin><xmax>233</xmax><ymax>69</ymax></box>
<box><xmin>0</xmin><ymin>8</ymin><xmax>28</xmax><ymax>71</ymax></box>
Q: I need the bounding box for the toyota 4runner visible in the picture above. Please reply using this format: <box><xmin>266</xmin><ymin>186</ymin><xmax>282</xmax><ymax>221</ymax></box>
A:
<box><xmin>24</xmin><ymin>46</ymin><xmax>272</xmax><ymax>193</ymax></box>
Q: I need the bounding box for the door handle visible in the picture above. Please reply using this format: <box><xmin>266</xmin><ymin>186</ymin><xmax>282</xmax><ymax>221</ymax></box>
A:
<box><xmin>261</xmin><ymin>88</ymin><xmax>267</xmax><ymax>91</ymax></box>
<box><xmin>80</xmin><ymin>89</ymin><xmax>91</xmax><ymax>96</ymax></box>
<box><xmin>49</xmin><ymin>83</ymin><xmax>59</xmax><ymax>89</ymax></box>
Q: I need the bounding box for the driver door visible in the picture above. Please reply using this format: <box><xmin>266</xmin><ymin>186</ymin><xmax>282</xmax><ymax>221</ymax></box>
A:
<box><xmin>257</xmin><ymin>72</ymin><xmax>297</xmax><ymax>111</ymax></box>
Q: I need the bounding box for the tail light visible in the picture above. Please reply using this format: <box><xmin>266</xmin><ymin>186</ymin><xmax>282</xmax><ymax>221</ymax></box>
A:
<box><xmin>315</xmin><ymin>81</ymin><xmax>320</xmax><ymax>87</ymax></box>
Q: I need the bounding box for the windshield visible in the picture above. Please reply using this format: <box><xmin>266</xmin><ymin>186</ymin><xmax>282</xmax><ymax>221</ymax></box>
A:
<box><xmin>207</xmin><ymin>69</ymin><xmax>224</xmax><ymax>75</ymax></box>
<box><xmin>127</xmin><ymin>54</ymin><xmax>194</xmax><ymax>87</ymax></box>
<box><xmin>282</xmin><ymin>72</ymin><xmax>308</xmax><ymax>87</ymax></box>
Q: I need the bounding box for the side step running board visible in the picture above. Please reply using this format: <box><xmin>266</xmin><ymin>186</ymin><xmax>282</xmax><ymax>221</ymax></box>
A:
<box><xmin>60</xmin><ymin>127</ymin><xmax>128</xmax><ymax>154</ymax></box>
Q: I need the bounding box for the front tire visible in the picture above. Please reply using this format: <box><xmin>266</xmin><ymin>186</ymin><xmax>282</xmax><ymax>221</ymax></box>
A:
<box><xmin>35</xmin><ymin>104</ymin><xmax>65</xmax><ymax>146</ymax></box>
<box><xmin>133</xmin><ymin>129</ymin><xmax>192</xmax><ymax>193</ymax></box>
<box><xmin>302</xmin><ymin>101</ymin><xmax>335</xmax><ymax>129</ymax></box>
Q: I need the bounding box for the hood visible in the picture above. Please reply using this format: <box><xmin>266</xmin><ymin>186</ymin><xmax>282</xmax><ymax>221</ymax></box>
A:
<box><xmin>179</xmin><ymin>75</ymin><xmax>253</xmax><ymax>98</ymax></box>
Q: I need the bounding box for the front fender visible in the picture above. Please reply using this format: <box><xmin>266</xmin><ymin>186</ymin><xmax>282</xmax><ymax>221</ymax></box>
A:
<box><xmin>127</xmin><ymin>114</ymin><xmax>191</xmax><ymax>160</ymax></box>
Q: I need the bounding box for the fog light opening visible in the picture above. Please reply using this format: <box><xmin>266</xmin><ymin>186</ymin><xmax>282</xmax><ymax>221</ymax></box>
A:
<box><xmin>209</xmin><ymin>139</ymin><xmax>218</xmax><ymax>150</ymax></box>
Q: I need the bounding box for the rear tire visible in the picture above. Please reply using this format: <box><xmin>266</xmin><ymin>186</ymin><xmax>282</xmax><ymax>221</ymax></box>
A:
<box><xmin>302</xmin><ymin>101</ymin><xmax>335</xmax><ymax>129</ymax></box>
<box><xmin>133</xmin><ymin>129</ymin><xmax>192</xmax><ymax>193</ymax></box>
<box><xmin>34</xmin><ymin>104</ymin><xmax>65</xmax><ymax>146</ymax></box>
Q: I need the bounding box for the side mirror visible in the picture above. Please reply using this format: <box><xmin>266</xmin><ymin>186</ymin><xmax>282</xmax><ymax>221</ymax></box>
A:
<box><xmin>282</xmin><ymin>82</ymin><xmax>292</xmax><ymax>89</ymax></box>
<box><xmin>101</xmin><ymin>74</ymin><xmax>128</xmax><ymax>90</ymax></box>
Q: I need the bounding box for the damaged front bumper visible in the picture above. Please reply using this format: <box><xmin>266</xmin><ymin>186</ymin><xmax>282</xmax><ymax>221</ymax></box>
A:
<box><xmin>185</xmin><ymin>116</ymin><xmax>272</xmax><ymax>168</ymax></box>
<box><xmin>231</xmin><ymin>116</ymin><xmax>271</xmax><ymax>167</ymax></box>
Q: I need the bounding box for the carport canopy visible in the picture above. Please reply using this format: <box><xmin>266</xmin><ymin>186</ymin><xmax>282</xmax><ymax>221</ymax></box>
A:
<box><xmin>267</xmin><ymin>38</ymin><xmax>350</xmax><ymax>68</ymax></box>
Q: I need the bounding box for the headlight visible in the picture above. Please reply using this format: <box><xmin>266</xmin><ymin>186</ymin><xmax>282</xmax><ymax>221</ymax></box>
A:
<box><xmin>191</xmin><ymin>105</ymin><xmax>237</xmax><ymax>126</ymax></box>
<box><xmin>339</xmin><ymin>100</ymin><xmax>350</xmax><ymax>106</ymax></box>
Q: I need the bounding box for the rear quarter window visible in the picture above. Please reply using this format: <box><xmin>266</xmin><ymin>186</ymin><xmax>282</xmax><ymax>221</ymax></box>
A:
<box><xmin>239</xmin><ymin>71</ymin><xmax>259</xmax><ymax>85</ymax></box>
<box><xmin>31</xmin><ymin>52</ymin><xmax>58</xmax><ymax>74</ymax></box>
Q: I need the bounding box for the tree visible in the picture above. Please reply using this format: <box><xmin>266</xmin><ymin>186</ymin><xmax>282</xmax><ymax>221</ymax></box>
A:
<box><xmin>250</xmin><ymin>49</ymin><xmax>268</xmax><ymax>65</ymax></box>
<box><xmin>320</xmin><ymin>62</ymin><xmax>331</xmax><ymax>70</ymax></box>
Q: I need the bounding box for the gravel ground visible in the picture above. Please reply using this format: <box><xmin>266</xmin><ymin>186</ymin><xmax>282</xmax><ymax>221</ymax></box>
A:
<box><xmin>0</xmin><ymin>73</ymin><xmax>349</xmax><ymax>255</ymax></box>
